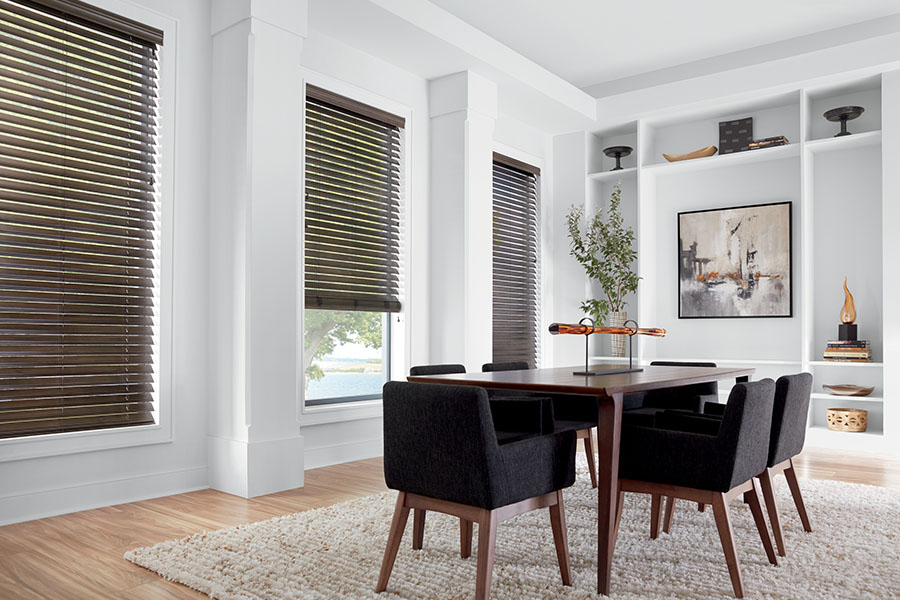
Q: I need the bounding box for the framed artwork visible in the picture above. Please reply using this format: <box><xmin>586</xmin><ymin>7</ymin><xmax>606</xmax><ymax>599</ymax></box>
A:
<box><xmin>678</xmin><ymin>201</ymin><xmax>792</xmax><ymax>318</ymax></box>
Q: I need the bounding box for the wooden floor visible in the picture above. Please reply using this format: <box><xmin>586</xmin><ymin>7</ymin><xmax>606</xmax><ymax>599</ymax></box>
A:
<box><xmin>1</xmin><ymin>447</ymin><xmax>898</xmax><ymax>599</ymax></box>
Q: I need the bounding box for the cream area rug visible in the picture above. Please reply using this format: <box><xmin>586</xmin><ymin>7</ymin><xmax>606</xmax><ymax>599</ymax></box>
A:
<box><xmin>125</xmin><ymin>456</ymin><xmax>900</xmax><ymax>599</ymax></box>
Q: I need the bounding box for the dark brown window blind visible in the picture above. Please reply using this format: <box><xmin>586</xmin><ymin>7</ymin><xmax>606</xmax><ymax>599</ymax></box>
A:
<box><xmin>492</xmin><ymin>153</ymin><xmax>540</xmax><ymax>368</ymax></box>
<box><xmin>0</xmin><ymin>0</ymin><xmax>163</xmax><ymax>438</ymax></box>
<box><xmin>304</xmin><ymin>84</ymin><xmax>403</xmax><ymax>313</ymax></box>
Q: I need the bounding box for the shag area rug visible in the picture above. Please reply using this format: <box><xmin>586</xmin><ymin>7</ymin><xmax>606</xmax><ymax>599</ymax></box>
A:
<box><xmin>125</xmin><ymin>456</ymin><xmax>900</xmax><ymax>599</ymax></box>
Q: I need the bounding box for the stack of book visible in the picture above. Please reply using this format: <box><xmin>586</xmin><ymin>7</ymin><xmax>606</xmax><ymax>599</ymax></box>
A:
<box><xmin>823</xmin><ymin>340</ymin><xmax>871</xmax><ymax>362</ymax></box>
<box><xmin>749</xmin><ymin>136</ymin><xmax>790</xmax><ymax>150</ymax></box>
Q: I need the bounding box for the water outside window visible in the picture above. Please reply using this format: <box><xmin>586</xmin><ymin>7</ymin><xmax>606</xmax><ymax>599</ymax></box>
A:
<box><xmin>303</xmin><ymin>310</ymin><xmax>390</xmax><ymax>405</ymax></box>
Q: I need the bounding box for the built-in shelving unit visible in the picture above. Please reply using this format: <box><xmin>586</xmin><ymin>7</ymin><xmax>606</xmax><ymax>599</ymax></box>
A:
<box><xmin>578</xmin><ymin>73</ymin><xmax>896</xmax><ymax>454</ymax></box>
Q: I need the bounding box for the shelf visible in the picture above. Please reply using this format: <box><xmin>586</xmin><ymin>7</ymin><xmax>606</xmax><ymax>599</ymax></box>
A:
<box><xmin>808</xmin><ymin>361</ymin><xmax>883</xmax><ymax>368</ymax></box>
<box><xmin>586</xmin><ymin>167</ymin><xmax>636</xmax><ymax>183</ymax></box>
<box><xmin>805</xmin><ymin>130</ymin><xmax>881</xmax><ymax>154</ymax></box>
<box><xmin>642</xmin><ymin>143</ymin><xmax>799</xmax><ymax>176</ymax></box>
<box><xmin>810</xmin><ymin>393</ymin><xmax>883</xmax><ymax>403</ymax></box>
<box><xmin>806</xmin><ymin>425</ymin><xmax>886</xmax><ymax>452</ymax></box>
<box><xmin>651</xmin><ymin>357</ymin><xmax>801</xmax><ymax>366</ymax></box>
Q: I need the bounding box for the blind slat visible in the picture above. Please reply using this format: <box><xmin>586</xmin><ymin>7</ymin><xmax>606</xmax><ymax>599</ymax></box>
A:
<box><xmin>0</xmin><ymin>0</ymin><xmax>161</xmax><ymax>438</ymax></box>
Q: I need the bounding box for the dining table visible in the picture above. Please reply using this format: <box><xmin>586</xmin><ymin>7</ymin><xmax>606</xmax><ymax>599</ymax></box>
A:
<box><xmin>407</xmin><ymin>363</ymin><xmax>755</xmax><ymax>595</ymax></box>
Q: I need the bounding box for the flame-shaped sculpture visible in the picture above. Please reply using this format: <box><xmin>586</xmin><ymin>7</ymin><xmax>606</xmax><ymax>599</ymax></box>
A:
<box><xmin>840</xmin><ymin>277</ymin><xmax>856</xmax><ymax>325</ymax></box>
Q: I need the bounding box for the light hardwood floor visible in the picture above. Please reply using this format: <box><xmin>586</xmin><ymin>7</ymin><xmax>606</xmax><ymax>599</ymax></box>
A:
<box><xmin>1</xmin><ymin>448</ymin><xmax>898</xmax><ymax>599</ymax></box>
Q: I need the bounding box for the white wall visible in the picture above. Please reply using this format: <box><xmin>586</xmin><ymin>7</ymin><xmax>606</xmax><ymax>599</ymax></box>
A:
<box><xmin>0</xmin><ymin>0</ymin><xmax>212</xmax><ymax>525</ymax></box>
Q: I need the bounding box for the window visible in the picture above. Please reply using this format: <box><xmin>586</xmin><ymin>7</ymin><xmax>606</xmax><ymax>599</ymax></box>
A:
<box><xmin>303</xmin><ymin>84</ymin><xmax>404</xmax><ymax>405</ymax></box>
<box><xmin>492</xmin><ymin>153</ymin><xmax>540</xmax><ymax>368</ymax></box>
<box><xmin>0</xmin><ymin>0</ymin><xmax>163</xmax><ymax>438</ymax></box>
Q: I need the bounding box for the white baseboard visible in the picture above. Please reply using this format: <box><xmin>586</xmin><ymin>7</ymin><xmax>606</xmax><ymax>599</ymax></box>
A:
<box><xmin>0</xmin><ymin>466</ymin><xmax>208</xmax><ymax>526</ymax></box>
<box><xmin>304</xmin><ymin>437</ymin><xmax>383</xmax><ymax>470</ymax></box>
<box><xmin>208</xmin><ymin>435</ymin><xmax>305</xmax><ymax>498</ymax></box>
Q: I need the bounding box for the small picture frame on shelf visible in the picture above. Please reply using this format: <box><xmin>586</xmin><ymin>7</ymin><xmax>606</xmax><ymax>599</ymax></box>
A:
<box><xmin>719</xmin><ymin>117</ymin><xmax>753</xmax><ymax>154</ymax></box>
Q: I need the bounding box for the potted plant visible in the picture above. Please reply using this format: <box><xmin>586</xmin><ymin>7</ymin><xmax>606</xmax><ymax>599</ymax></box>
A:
<box><xmin>565</xmin><ymin>182</ymin><xmax>639</xmax><ymax>356</ymax></box>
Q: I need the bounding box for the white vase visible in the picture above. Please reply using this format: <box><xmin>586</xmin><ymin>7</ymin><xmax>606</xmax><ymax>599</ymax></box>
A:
<box><xmin>609</xmin><ymin>311</ymin><xmax>627</xmax><ymax>357</ymax></box>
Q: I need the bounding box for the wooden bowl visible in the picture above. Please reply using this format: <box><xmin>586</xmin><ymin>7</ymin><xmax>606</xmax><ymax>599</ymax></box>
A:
<box><xmin>662</xmin><ymin>145</ymin><xmax>718</xmax><ymax>162</ymax></box>
<box><xmin>823</xmin><ymin>384</ymin><xmax>875</xmax><ymax>397</ymax></box>
<box><xmin>826</xmin><ymin>408</ymin><xmax>867</xmax><ymax>432</ymax></box>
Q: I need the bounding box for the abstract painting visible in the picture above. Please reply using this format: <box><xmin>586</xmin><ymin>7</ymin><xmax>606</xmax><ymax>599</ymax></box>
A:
<box><xmin>678</xmin><ymin>202</ymin><xmax>792</xmax><ymax>318</ymax></box>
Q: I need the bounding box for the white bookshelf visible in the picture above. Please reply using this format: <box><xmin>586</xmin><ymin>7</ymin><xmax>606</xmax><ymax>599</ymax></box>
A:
<box><xmin>578</xmin><ymin>73</ymin><xmax>897</xmax><ymax>454</ymax></box>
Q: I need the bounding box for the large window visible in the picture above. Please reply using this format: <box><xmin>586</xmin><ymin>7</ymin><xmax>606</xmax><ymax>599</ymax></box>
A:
<box><xmin>0</xmin><ymin>0</ymin><xmax>163</xmax><ymax>438</ymax></box>
<box><xmin>492</xmin><ymin>153</ymin><xmax>540</xmax><ymax>368</ymax></box>
<box><xmin>303</xmin><ymin>85</ymin><xmax>403</xmax><ymax>405</ymax></box>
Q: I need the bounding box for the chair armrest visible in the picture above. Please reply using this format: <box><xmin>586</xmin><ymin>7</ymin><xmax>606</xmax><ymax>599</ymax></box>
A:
<box><xmin>489</xmin><ymin>396</ymin><xmax>555</xmax><ymax>436</ymax></box>
<box><xmin>702</xmin><ymin>401</ymin><xmax>727</xmax><ymax>417</ymax></box>
<box><xmin>619</xmin><ymin>425</ymin><xmax>721</xmax><ymax>490</ymax></box>
<box><xmin>655</xmin><ymin>410</ymin><xmax>722</xmax><ymax>436</ymax></box>
<box><xmin>498</xmin><ymin>430</ymin><xmax>577</xmax><ymax>505</ymax></box>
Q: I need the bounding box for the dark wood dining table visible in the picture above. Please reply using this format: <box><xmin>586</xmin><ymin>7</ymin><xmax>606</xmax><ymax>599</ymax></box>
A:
<box><xmin>408</xmin><ymin>363</ymin><xmax>755</xmax><ymax>595</ymax></box>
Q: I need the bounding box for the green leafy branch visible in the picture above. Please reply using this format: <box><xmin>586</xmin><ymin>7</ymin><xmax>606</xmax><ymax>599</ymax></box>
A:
<box><xmin>565</xmin><ymin>182</ymin><xmax>640</xmax><ymax>325</ymax></box>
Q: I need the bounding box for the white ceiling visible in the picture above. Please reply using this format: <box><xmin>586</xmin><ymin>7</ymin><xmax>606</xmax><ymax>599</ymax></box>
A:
<box><xmin>428</xmin><ymin>0</ymin><xmax>900</xmax><ymax>88</ymax></box>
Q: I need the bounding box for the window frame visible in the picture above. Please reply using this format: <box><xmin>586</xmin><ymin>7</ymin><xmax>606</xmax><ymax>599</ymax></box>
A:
<box><xmin>298</xmin><ymin>70</ymin><xmax>411</xmax><ymax>425</ymax></box>
<box><xmin>0</xmin><ymin>0</ymin><xmax>176</xmax><ymax>462</ymax></box>
<box><xmin>491</xmin><ymin>143</ymin><xmax>544</xmax><ymax>369</ymax></box>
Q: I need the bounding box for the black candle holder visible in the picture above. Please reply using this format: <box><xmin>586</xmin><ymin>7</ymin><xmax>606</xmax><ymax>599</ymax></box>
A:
<box><xmin>573</xmin><ymin>317</ymin><xmax>644</xmax><ymax>377</ymax></box>
<box><xmin>823</xmin><ymin>106</ymin><xmax>864</xmax><ymax>137</ymax></box>
<box><xmin>602</xmin><ymin>145</ymin><xmax>633</xmax><ymax>171</ymax></box>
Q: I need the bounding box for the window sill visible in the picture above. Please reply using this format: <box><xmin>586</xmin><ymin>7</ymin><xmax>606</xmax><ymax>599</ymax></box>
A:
<box><xmin>0</xmin><ymin>422</ymin><xmax>172</xmax><ymax>463</ymax></box>
<box><xmin>300</xmin><ymin>398</ymin><xmax>383</xmax><ymax>426</ymax></box>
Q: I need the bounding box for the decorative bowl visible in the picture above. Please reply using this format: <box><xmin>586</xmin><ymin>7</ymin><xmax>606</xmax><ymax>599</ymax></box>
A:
<box><xmin>822</xmin><ymin>384</ymin><xmax>875</xmax><ymax>397</ymax></box>
<box><xmin>662</xmin><ymin>145</ymin><xmax>717</xmax><ymax>162</ymax></box>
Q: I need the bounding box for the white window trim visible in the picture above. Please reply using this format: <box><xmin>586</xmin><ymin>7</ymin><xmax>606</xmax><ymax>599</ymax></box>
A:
<box><xmin>297</xmin><ymin>69</ymin><xmax>413</xmax><ymax>426</ymax></box>
<box><xmin>0</xmin><ymin>1</ymin><xmax>177</xmax><ymax>462</ymax></box>
<box><xmin>492</xmin><ymin>142</ymin><xmax>545</xmax><ymax>368</ymax></box>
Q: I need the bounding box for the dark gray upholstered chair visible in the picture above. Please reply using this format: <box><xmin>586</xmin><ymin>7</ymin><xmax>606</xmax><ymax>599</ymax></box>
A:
<box><xmin>615</xmin><ymin>379</ymin><xmax>779</xmax><ymax>598</ymax></box>
<box><xmin>622</xmin><ymin>361</ymin><xmax>719</xmax><ymax>426</ymax></box>
<box><xmin>680</xmin><ymin>373</ymin><xmax>813</xmax><ymax>556</ymax></box>
<box><xmin>377</xmin><ymin>382</ymin><xmax>576</xmax><ymax>600</ymax></box>
<box><xmin>482</xmin><ymin>361</ymin><xmax>599</xmax><ymax>488</ymax></box>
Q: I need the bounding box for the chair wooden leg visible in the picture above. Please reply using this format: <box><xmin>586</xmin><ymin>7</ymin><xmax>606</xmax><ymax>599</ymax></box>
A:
<box><xmin>711</xmin><ymin>492</ymin><xmax>744</xmax><ymax>598</ymax></box>
<box><xmin>474</xmin><ymin>510</ymin><xmax>498</xmax><ymax>600</ymax></box>
<box><xmin>650</xmin><ymin>493</ymin><xmax>664</xmax><ymax>539</ymax></box>
<box><xmin>744</xmin><ymin>479</ymin><xmax>778</xmax><ymax>566</ymax></box>
<box><xmin>376</xmin><ymin>492</ymin><xmax>410</xmax><ymax>593</ymax></box>
<box><xmin>583</xmin><ymin>428</ymin><xmax>598</xmax><ymax>489</ymax></box>
<box><xmin>663</xmin><ymin>496</ymin><xmax>676</xmax><ymax>534</ymax></box>
<box><xmin>549</xmin><ymin>490</ymin><xmax>573</xmax><ymax>586</ymax></box>
<box><xmin>460</xmin><ymin>518</ymin><xmax>473</xmax><ymax>559</ymax></box>
<box><xmin>785</xmin><ymin>459</ymin><xmax>813</xmax><ymax>533</ymax></box>
<box><xmin>613</xmin><ymin>490</ymin><xmax>624</xmax><ymax>546</ymax></box>
<box><xmin>698</xmin><ymin>502</ymin><xmax>706</xmax><ymax>512</ymax></box>
<box><xmin>412</xmin><ymin>508</ymin><xmax>425</xmax><ymax>550</ymax></box>
<box><xmin>758</xmin><ymin>468</ymin><xmax>786</xmax><ymax>557</ymax></box>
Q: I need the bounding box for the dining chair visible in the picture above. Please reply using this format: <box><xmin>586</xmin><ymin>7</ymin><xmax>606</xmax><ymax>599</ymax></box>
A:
<box><xmin>616</xmin><ymin>379</ymin><xmax>779</xmax><ymax>598</ymax></box>
<box><xmin>406</xmin><ymin>364</ymin><xmax>553</xmax><ymax>556</ymax></box>
<box><xmin>622</xmin><ymin>361</ymin><xmax>719</xmax><ymax>427</ymax></box>
<box><xmin>377</xmin><ymin>382</ymin><xmax>577</xmax><ymax>600</ymax></box>
<box><xmin>699</xmin><ymin>372</ymin><xmax>814</xmax><ymax>555</ymax></box>
<box><xmin>482</xmin><ymin>361</ymin><xmax>599</xmax><ymax>488</ymax></box>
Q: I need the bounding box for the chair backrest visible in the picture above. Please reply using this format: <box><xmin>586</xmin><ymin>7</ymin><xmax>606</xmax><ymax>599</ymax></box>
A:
<box><xmin>409</xmin><ymin>363</ymin><xmax>466</xmax><ymax>376</ymax></box>
<box><xmin>716</xmin><ymin>379</ymin><xmax>776</xmax><ymax>490</ymax></box>
<box><xmin>482</xmin><ymin>361</ymin><xmax>529</xmax><ymax>372</ymax></box>
<box><xmin>642</xmin><ymin>361</ymin><xmax>718</xmax><ymax>409</ymax></box>
<box><xmin>382</xmin><ymin>381</ymin><xmax>505</xmax><ymax>508</ymax></box>
<box><xmin>768</xmin><ymin>373</ymin><xmax>813</xmax><ymax>467</ymax></box>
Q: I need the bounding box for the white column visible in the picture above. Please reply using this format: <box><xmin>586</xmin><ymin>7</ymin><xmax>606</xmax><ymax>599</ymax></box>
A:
<box><xmin>881</xmin><ymin>70</ymin><xmax>900</xmax><ymax>453</ymax></box>
<box><xmin>208</xmin><ymin>0</ymin><xmax>307</xmax><ymax>497</ymax></box>
<box><xmin>428</xmin><ymin>72</ymin><xmax>497</xmax><ymax>371</ymax></box>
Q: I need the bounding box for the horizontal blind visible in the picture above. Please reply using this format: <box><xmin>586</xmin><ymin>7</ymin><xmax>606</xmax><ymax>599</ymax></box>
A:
<box><xmin>0</xmin><ymin>0</ymin><xmax>162</xmax><ymax>438</ymax></box>
<box><xmin>304</xmin><ymin>84</ymin><xmax>403</xmax><ymax>313</ymax></box>
<box><xmin>492</xmin><ymin>153</ymin><xmax>539</xmax><ymax>368</ymax></box>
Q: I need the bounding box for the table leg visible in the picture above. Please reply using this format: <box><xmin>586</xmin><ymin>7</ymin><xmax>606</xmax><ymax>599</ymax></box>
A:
<box><xmin>597</xmin><ymin>392</ymin><xmax>623</xmax><ymax>595</ymax></box>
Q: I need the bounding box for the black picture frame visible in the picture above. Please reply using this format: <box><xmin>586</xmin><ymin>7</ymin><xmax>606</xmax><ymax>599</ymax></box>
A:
<box><xmin>678</xmin><ymin>201</ymin><xmax>793</xmax><ymax>319</ymax></box>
